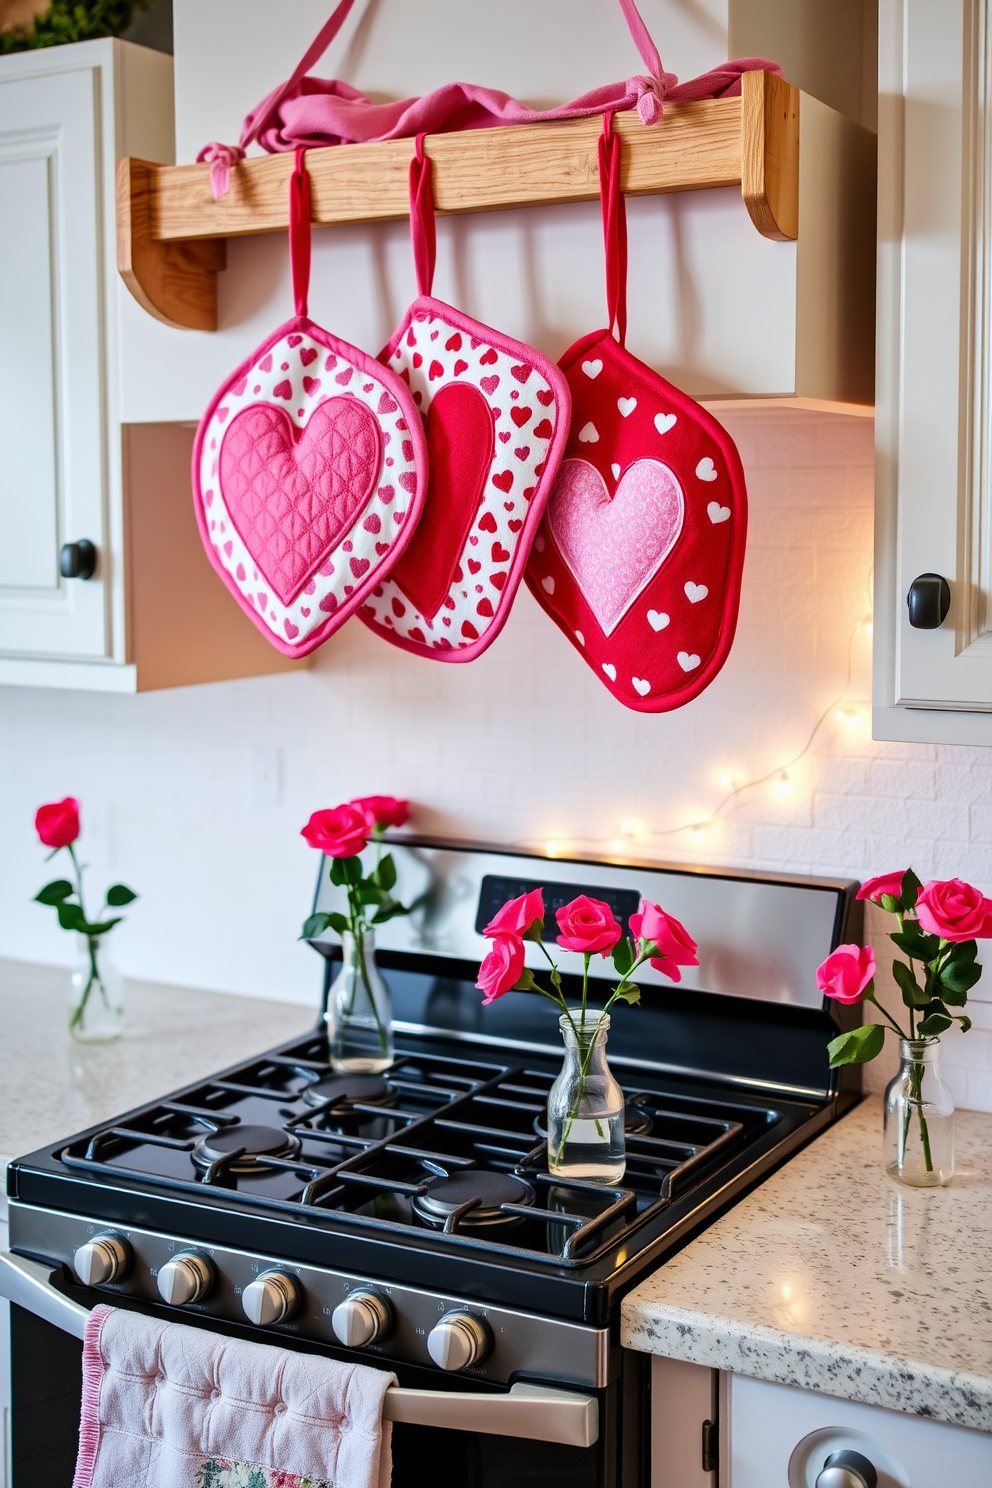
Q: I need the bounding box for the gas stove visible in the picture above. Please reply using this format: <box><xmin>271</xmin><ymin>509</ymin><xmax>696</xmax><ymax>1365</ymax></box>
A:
<box><xmin>3</xmin><ymin>840</ymin><xmax>862</xmax><ymax>1487</ymax></box>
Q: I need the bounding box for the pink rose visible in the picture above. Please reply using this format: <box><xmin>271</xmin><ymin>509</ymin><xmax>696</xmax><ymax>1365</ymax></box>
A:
<box><xmin>483</xmin><ymin>888</ymin><xmax>545</xmax><ymax>939</ymax></box>
<box><xmin>629</xmin><ymin>900</ymin><xmax>699</xmax><ymax>983</ymax></box>
<box><xmin>350</xmin><ymin>795</ymin><xmax>409</xmax><ymax>830</ymax></box>
<box><xmin>555</xmin><ymin>895</ymin><xmax>622</xmax><ymax>956</ymax></box>
<box><xmin>856</xmin><ymin>871</ymin><xmax>907</xmax><ymax>905</ymax></box>
<box><xmin>916</xmin><ymin>878</ymin><xmax>992</xmax><ymax>941</ymax></box>
<box><xmin>476</xmin><ymin>935</ymin><xmax>525</xmax><ymax>1004</ymax></box>
<box><xmin>816</xmin><ymin>943</ymin><xmax>876</xmax><ymax>1004</ymax></box>
<box><xmin>35</xmin><ymin>797</ymin><xmax>80</xmax><ymax>850</ymax></box>
<box><xmin>300</xmin><ymin>804</ymin><xmax>368</xmax><ymax>858</ymax></box>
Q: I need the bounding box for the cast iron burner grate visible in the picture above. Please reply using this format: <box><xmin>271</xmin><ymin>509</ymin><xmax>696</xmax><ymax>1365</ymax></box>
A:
<box><xmin>57</xmin><ymin>1033</ymin><xmax>758</xmax><ymax>1268</ymax></box>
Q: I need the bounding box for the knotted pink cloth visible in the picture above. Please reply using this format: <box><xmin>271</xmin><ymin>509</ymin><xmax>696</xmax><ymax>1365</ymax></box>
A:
<box><xmin>198</xmin><ymin>0</ymin><xmax>780</xmax><ymax>198</ymax></box>
<box><xmin>73</xmin><ymin>1304</ymin><xmax>396</xmax><ymax>1488</ymax></box>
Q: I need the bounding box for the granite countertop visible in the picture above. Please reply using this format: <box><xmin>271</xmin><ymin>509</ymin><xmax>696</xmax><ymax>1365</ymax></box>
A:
<box><xmin>0</xmin><ymin>958</ymin><xmax>315</xmax><ymax>1189</ymax></box>
<box><xmin>621</xmin><ymin>1096</ymin><xmax>992</xmax><ymax>1431</ymax></box>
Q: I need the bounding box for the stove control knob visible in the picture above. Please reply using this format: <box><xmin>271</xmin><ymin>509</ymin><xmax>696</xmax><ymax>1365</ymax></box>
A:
<box><xmin>427</xmin><ymin>1311</ymin><xmax>492</xmax><ymax>1371</ymax></box>
<box><xmin>73</xmin><ymin>1234</ymin><xmax>131</xmax><ymax>1287</ymax></box>
<box><xmin>331</xmin><ymin>1289</ymin><xmax>394</xmax><ymax>1348</ymax></box>
<box><xmin>242</xmin><ymin>1271</ymin><xmax>301</xmax><ymax>1327</ymax></box>
<box><xmin>157</xmin><ymin>1252</ymin><xmax>214</xmax><ymax>1306</ymax></box>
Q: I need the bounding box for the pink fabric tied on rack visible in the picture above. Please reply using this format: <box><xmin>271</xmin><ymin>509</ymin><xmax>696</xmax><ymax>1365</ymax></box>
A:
<box><xmin>197</xmin><ymin>0</ymin><xmax>781</xmax><ymax>200</ymax></box>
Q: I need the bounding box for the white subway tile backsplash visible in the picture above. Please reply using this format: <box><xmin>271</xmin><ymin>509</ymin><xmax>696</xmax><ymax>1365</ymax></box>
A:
<box><xmin>4</xmin><ymin>410</ymin><xmax>992</xmax><ymax>1107</ymax></box>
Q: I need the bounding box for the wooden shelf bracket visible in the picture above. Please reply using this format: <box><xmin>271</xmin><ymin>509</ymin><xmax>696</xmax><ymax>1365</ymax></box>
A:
<box><xmin>116</xmin><ymin>69</ymin><xmax>798</xmax><ymax>332</ymax></box>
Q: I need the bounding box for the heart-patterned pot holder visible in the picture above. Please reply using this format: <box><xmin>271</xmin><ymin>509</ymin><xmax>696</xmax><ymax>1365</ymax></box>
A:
<box><xmin>358</xmin><ymin>136</ymin><xmax>570</xmax><ymax>661</ymax></box>
<box><xmin>525</xmin><ymin>115</ymin><xmax>747</xmax><ymax>710</ymax></box>
<box><xmin>192</xmin><ymin>151</ymin><xmax>427</xmax><ymax>658</ymax></box>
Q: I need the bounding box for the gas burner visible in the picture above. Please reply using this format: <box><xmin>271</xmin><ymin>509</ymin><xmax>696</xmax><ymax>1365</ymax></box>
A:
<box><xmin>301</xmin><ymin>1072</ymin><xmax>399</xmax><ymax>1112</ymax></box>
<box><xmin>191</xmin><ymin>1124</ymin><xmax>301</xmax><ymax>1174</ymax></box>
<box><xmin>412</xmin><ymin>1170</ymin><xmax>536</xmax><ymax>1231</ymax></box>
<box><xmin>532</xmin><ymin>1100</ymin><xmax>654</xmax><ymax>1140</ymax></box>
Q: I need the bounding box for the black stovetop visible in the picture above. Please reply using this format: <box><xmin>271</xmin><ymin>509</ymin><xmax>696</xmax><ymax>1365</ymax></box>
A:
<box><xmin>6</xmin><ymin>1024</ymin><xmax>836</xmax><ymax>1325</ymax></box>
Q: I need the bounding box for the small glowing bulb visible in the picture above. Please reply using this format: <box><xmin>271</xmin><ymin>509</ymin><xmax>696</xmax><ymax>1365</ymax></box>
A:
<box><xmin>545</xmin><ymin>840</ymin><xmax>561</xmax><ymax>858</ymax></box>
<box><xmin>836</xmin><ymin>706</ymin><xmax>858</xmax><ymax>725</ymax></box>
<box><xmin>782</xmin><ymin>1285</ymin><xmax>791</xmax><ymax>1298</ymax></box>
<box><xmin>620</xmin><ymin>817</ymin><xmax>646</xmax><ymax>840</ymax></box>
<box><xmin>692</xmin><ymin>823</ymin><xmax>706</xmax><ymax>839</ymax></box>
<box><xmin>611</xmin><ymin>839</ymin><xmax>628</xmax><ymax>854</ymax></box>
<box><xmin>721</xmin><ymin>774</ymin><xmax>737</xmax><ymax>792</ymax></box>
<box><xmin>777</xmin><ymin>771</ymin><xmax>792</xmax><ymax>795</ymax></box>
<box><xmin>865</xmin><ymin>621</ymin><xmax>873</xmax><ymax>634</ymax></box>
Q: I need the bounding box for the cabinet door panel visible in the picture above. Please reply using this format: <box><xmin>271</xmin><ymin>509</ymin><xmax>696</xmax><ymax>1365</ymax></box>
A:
<box><xmin>0</xmin><ymin>66</ymin><xmax>107</xmax><ymax>658</ymax></box>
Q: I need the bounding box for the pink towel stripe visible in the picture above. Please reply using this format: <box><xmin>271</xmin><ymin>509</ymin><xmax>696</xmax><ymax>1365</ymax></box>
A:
<box><xmin>72</xmin><ymin>1304</ymin><xmax>112</xmax><ymax>1488</ymax></box>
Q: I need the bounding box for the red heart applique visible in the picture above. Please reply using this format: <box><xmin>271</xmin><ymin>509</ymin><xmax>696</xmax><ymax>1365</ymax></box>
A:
<box><xmin>389</xmin><ymin>382</ymin><xmax>494</xmax><ymax>619</ymax></box>
<box><xmin>300</xmin><ymin>347</ymin><xmax>318</xmax><ymax>367</ymax></box>
<box><xmin>220</xmin><ymin>398</ymin><xmax>380</xmax><ymax>605</ymax></box>
<box><xmin>511</xmin><ymin>364</ymin><xmax>532</xmax><ymax>383</ymax></box>
<box><xmin>479</xmin><ymin>512</ymin><xmax>498</xmax><ymax>533</ymax></box>
<box><xmin>480</xmin><ymin>349</ymin><xmax>498</xmax><ymax>365</ymax></box>
<box><xmin>492</xmin><ymin>470</ymin><xmax>513</xmax><ymax>493</ymax></box>
<box><xmin>510</xmin><ymin>407</ymin><xmax>532</xmax><ymax>428</ymax></box>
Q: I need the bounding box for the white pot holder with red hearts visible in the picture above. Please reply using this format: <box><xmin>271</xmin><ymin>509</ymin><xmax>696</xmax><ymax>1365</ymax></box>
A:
<box><xmin>192</xmin><ymin>150</ymin><xmax>427</xmax><ymax>658</ymax></box>
<box><xmin>526</xmin><ymin>115</ymin><xmax>747</xmax><ymax>711</ymax></box>
<box><xmin>358</xmin><ymin>136</ymin><xmax>570</xmax><ymax>660</ymax></box>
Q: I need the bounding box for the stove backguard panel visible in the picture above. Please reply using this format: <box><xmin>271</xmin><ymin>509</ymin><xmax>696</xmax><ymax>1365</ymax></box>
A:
<box><xmin>311</xmin><ymin>841</ymin><xmax>860</xmax><ymax>1098</ymax></box>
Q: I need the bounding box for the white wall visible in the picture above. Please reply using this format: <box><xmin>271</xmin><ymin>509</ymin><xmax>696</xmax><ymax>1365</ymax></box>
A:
<box><xmin>4</xmin><ymin>409</ymin><xmax>992</xmax><ymax>1109</ymax></box>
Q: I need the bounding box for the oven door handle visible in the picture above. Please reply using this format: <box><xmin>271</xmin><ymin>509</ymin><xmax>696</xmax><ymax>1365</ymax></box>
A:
<box><xmin>0</xmin><ymin>1252</ymin><xmax>598</xmax><ymax>1448</ymax></box>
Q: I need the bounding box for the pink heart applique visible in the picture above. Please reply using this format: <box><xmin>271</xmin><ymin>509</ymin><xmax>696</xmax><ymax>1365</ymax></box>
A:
<box><xmin>548</xmin><ymin>457</ymin><xmax>684</xmax><ymax>636</ymax></box>
<box><xmin>300</xmin><ymin>348</ymin><xmax>318</xmax><ymax>367</ymax></box>
<box><xmin>220</xmin><ymin>398</ymin><xmax>380</xmax><ymax>605</ymax></box>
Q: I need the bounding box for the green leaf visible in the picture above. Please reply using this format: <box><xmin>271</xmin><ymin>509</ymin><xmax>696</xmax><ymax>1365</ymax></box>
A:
<box><xmin>612</xmin><ymin>937</ymin><xmax>634</xmax><ymax>976</ymax></box>
<box><xmin>328</xmin><ymin>857</ymin><xmax>347</xmax><ymax>887</ymax></box>
<box><xmin>918</xmin><ymin>1011</ymin><xmax>953</xmax><ymax>1037</ymax></box>
<box><xmin>901</xmin><ymin>868</ymin><xmax>923</xmax><ymax>908</ymax></box>
<box><xmin>371</xmin><ymin>899</ymin><xmax>411</xmax><ymax>924</ymax></box>
<box><xmin>513</xmin><ymin>967</ymin><xmax>537</xmax><ymax>991</ymax></box>
<box><xmin>945</xmin><ymin>939</ymin><xmax>978</xmax><ymax>965</ymax></box>
<box><xmin>879</xmin><ymin>893</ymin><xmax>903</xmax><ymax>914</ymax></box>
<box><xmin>105</xmin><ymin>883</ymin><xmax>137</xmax><ymax>907</ymax></box>
<box><xmin>957</xmin><ymin>1014</ymin><xmax>973</xmax><ymax>1033</ymax></box>
<box><xmin>343</xmin><ymin>855</ymin><xmax>363</xmax><ymax>885</ymax></box>
<box><xmin>34</xmin><ymin>879</ymin><xmax>74</xmax><ymax>905</ymax></box>
<box><xmin>889</xmin><ymin>927</ymin><xmax>925</xmax><ymax>956</ymax></box>
<box><xmin>942</xmin><ymin>958</ymin><xmax>982</xmax><ymax>996</ymax></box>
<box><xmin>355</xmin><ymin>884</ymin><xmax>386</xmax><ymax>906</ymax></box>
<box><xmin>57</xmin><ymin>901</ymin><xmax>85</xmax><ymax>931</ymax></box>
<box><xmin>892</xmin><ymin>959</ymin><xmax>928</xmax><ymax>1007</ymax></box>
<box><xmin>523</xmin><ymin>919</ymin><xmax>545</xmax><ymax>944</ymax></box>
<box><xmin>827</xmin><ymin>1022</ymin><xmax>886</xmax><ymax>1066</ymax></box>
<box><xmin>79</xmin><ymin>917</ymin><xmax>122</xmax><ymax>937</ymax></box>
<box><xmin>300</xmin><ymin>912</ymin><xmax>333</xmax><ymax>940</ymax></box>
<box><xmin>373</xmin><ymin>854</ymin><xmax>397</xmax><ymax>892</ymax></box>
<box><xmin>613</xmin><ymin>982</ymin><xmax>641</xmax><ymax>1005</ymax></box>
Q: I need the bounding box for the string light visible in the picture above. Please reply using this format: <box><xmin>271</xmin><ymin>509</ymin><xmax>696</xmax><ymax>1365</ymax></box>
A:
<box><xmin>523</xmin><ymin>595</ymin><xmax>874</xmax><ymax>857</ymax></box>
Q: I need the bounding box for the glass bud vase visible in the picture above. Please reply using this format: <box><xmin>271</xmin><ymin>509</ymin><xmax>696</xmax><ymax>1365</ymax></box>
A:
<box><xmin>67</xmin><ymin>933</ymin><xmax>124</xmax><ymax>1043</ymax></box>
<box><xmin>884</xmin><ymin>1038</ymin><xmax>955</xmax><ymax>1187</ymax></box>
<box><xmin>325</xmin><ymin>929</ymin><xmax>394</xmax><ymax>1073</ymax></box>
<box><xmin>547</xmin><ymin>1013</ymin><xmax>626</xmax><ymax>1185</ymax></box>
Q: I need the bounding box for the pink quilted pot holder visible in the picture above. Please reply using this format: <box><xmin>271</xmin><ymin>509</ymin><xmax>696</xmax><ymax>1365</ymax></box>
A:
<box><xmin>358</xmin><ymin>137</ymin><xmax>570</xmax><ymax>661</ymax></box>
<box><xmin>526</xmin><ymin>116</ymin><xmax>747</xmax><ymax>711</ymax></box>
<box><xmin>192</xmin><ymin>151</ymin><xmax>427</xmax><ymax>658</ymax></box>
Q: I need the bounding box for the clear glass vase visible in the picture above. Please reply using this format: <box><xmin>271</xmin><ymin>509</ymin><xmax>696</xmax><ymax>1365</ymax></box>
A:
<box><xmin>547</xmin><ymin>1013</ymin><xmax>626</xmax><ymax>1185</ymax></box>
<box><xmin>325</xmin><ymin>929</ymin><xmax>394</xmax><ymax>1073</ymax></box>
<box><xmin>884</xmin><ymin>1038</ymin><xmax>954</xmax><ymax>1186</ymax></box>
<box><xmin>67</xmin><ymin>933</ymin><xmax>124</xmax><ymax>1043</ymax></box>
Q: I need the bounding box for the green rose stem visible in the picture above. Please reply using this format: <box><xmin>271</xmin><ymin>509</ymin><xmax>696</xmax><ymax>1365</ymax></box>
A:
<box><xmin>530</xmin><ymin>939</ymin><xmax>654</xmax><ymax>1171</ymax></box>
<box><xmin>65</xmin><ymin>843</ymin><xmax>110</xmax><ymax>1032</ymax></box>
<box><xmin>340</xmin><ymin>867</ymin><xmax>389</xmax><ymax>1058</ymax></box>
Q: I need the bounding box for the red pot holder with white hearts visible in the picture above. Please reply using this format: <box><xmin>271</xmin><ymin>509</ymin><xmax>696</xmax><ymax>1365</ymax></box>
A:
<box><xmin>192</xmin><ymin>150</ymin><xmax>427</xmax><ymax>658</ymax></box>
<box><xmin>359</xmin><ymin>137</ymin><xmax>570</xmax><ymax>660</ymax></box>
<box><xmin>525</xmin><ymin>115</ymin><xmax>748</xmax><ymax>711</ymax></box>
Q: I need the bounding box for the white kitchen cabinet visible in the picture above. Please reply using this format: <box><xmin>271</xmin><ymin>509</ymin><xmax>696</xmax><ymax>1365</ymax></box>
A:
<box><xmin>873</xmin><ymin>0</ymin><xmax>992</xmax><ymax>743</ymax></box>
<box><xmin>0</xmin><ymin>40</ymin><xmax>301</xmax><ymax>692</ymax></box>
<box><xmin>727</xmin><ymin>1373</ymin><xmax>992</xmax><ymax>1487</ymax></box>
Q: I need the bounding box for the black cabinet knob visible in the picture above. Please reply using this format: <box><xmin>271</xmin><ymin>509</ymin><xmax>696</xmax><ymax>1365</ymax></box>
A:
<box><xmin>59</xmin><ymin>540</ymin><xmax>97</xmax><ymax>581</ymax></box>
<box><xmin>815</xmin><ymin>1449</ymin><xmax>878</xmax><ymax>1488</ymax></box>
<box><xmin>906</xmin><ymin>572</ymin><xmax>950</xmax><ymax>629</ymax></box>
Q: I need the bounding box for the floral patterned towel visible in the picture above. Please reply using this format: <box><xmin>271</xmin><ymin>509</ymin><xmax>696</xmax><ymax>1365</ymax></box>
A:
<box><xmin>73</xmin><ymin>1305</ymin><xmax>395</xmax><ymax>1488</ymax></box>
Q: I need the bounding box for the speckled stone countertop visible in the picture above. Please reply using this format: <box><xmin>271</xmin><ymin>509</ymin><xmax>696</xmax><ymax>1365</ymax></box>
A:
<box><xmin>621</xmin><ymin>1096</ymin><xmax>992</xmax><ymax>1431</ymax></box>
<box><xmin>0</xmin><ymin>958</ymin><xmax>315</xmax><ymax>1207</ymax></box>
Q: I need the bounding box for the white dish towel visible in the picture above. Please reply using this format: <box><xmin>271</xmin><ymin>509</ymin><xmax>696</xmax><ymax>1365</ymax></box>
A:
<box><xmin>73</xmin><ymin>1303</ymin><xmax>396</xmax><ymax>1488</ymax></box>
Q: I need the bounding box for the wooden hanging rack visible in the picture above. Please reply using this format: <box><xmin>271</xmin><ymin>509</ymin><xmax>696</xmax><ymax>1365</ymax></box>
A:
<box><xmin>117</xmin><ymin>70</ymin><xmax>797</xmax><ymax>333</ymax></box>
